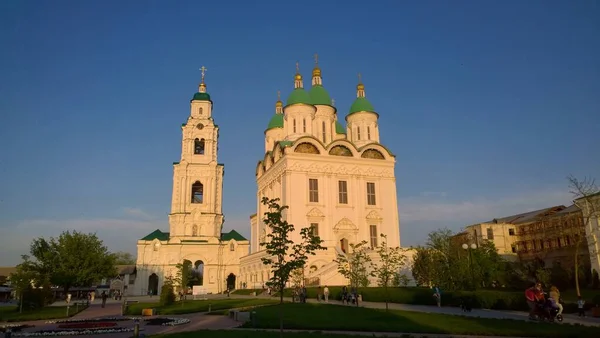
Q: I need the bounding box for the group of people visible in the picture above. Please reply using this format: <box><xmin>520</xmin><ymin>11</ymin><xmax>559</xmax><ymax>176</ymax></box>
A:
<box><xmin>525</xmin><ymin>282</ymin><xmax>586</xmax><ymax>321</ymax></box>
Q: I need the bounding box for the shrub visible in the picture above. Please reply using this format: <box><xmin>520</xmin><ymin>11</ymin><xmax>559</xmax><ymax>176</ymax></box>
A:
<box><xmin>159</xmin><ymin>278</ymin><xmax>176</xmax><ymax>306</ymax></box>
<box><xmin>22</xmin><ymin>287</ymin><xmax>53</xmax><ymax>309</ymax></box>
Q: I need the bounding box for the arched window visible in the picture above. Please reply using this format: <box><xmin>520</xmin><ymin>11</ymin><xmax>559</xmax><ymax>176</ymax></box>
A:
<box><xmin>293</xmin><ymin>119</ymin><xmax>297</xmax><ymax>133</ymax></box>
<box><xmin>230</xmin><ymin>242</ymin><xmax>235</xmax><ymax>251</ymax></box>
<box><xmin>199</xmin><ymin>107</ymin><xmax>203</xmax><ymax>115</ymax></box>
<box><xmin>191</xmin><ymin>181</ymin><xmax>204</xmax><ymax>204</ymax></box>
<box><xmin>357</xmin><ymin>127</ymin><xmax>361</xmax><ymax>140</ymax></box>
<box><xmin>192</xmin><ymin>224</ymin><xmax>198</xmax><ymax>236</ymax></box>
<box><xmin>194</xmin><ymin>138</ymin><xmax>205</xmax><ymax>155</ymax></box>
<box><xmin>322</xmin><ymin>121</ymin><xmax>326</xmax><ymax>142</ymax></box>
<box><xmin>367</xmin><ymin>126</ymin><xmax>371</xmax><ymax>140</ymax></box>
<box><xmin>303</xmin><ymin>119</ymin><xmax>306</xmax><ymax>132</ymax></box>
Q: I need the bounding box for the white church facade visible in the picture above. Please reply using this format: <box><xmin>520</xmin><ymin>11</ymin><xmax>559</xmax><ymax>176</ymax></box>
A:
<box><xmin>133</xmin><ymin>58</ymin><xmax>408</xmax><ymax>295</ymax></box>
<box><xmin>134</xmin><ymin>68</ymin><xmax>249</xmax><ymax>296</ymax></box>
<box><xmin>239</xmin><ymin>59</ymin><xmax>403</xmax><ymax>288</ymax></box>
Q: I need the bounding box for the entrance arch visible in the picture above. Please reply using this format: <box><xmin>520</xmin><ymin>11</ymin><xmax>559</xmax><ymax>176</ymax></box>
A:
<box><xmin>193</xmin><ymin>260</ymin><xmax>204</xmax><ymax>286</ymax></box>
<box><xmin>148</xmin><ymin>273</ymin><xmax>158</xmax><ymax>295</ymax></box>
<box><xmin>226</xmin><ymin>273</ymin><xmax>236</xmax><ymax>291</ymax></box>
<box><xmin>340</xmin><ymin>238</ymin><xmax>349</xmax><ymax>253</ymax></box>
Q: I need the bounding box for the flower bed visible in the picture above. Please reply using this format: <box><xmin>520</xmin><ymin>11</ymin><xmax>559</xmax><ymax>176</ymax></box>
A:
<box><xmin>1</xmin><ymin>324</ymin><xmax>34</xmax><ymax>333</ymax></box>
<box><xmin>12</xmin><ymin>327</ymin><xmax>135</xmax><ymax>337</ymax></box>
<box><xmin>57</xmin><ymin>322</ymin><xmax>117</xmax><ymax>329</ymax></box>
<box><xmin>145</xmin><ymin>317</ymin><xmax>190</xmax><ymax>326</ymax></box>
<box><xmin>45</xmin><ymin>316</ymin><xmax>139</xmax><ymax>324</ymax></box>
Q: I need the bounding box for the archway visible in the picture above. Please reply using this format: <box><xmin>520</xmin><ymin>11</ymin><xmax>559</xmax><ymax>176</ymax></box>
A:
<box><xmin>148</xmin><ymin>273</ymin><xmax>158</xmax><ymax>295</ymax></box>
<box><xmin>226</xmin><ymin>273</ymin><xmax>236</xmax><ymax>291</ymax></box>
<box><xmin>193</xmin><ymin>260</ymin><xmax>204</xmax><ymax>286</ymax></box>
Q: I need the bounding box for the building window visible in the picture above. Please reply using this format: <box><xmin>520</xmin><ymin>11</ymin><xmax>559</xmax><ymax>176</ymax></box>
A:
<box><xmin>340</xmin><ymin>238</ymin><xmax>349</xmax><ymax>253</ymax></box>
<box><xmin>367</xmin><ymin>126</ymin><xmax>371</xmax><ymax>140</ymax></box>
<box><xmin>370</xmin><ymin>225</ymin><xmax>378</xmax><ymax>249</ymax></box>
<box><xmin>557</xmin><ymin>237</ymin><xmax>562</xmax><ymax>248</ymax></box>
<box><xmin>293</xmin><ymin>119</ymin><xmax>296</xmax><ymax>133</ymax></box>
<box><xmin>310</xmin><ymin>223</ymin><xmax>319</xmax><ymax>237</ymax></box>
<box><xmin>487</xmin><ymin>228</ymin><xmax>494</xmax><ymax>240</ymax></box>
<box><xmin>511</xmin><ymin>244</ymin><xmax>516</xmax><ymax>253</ymax></box>
<box><xmin>338</xmin><ymin>180</ymin><xmax>348</xmax><ymax>204</ymax></box>
<box><xmin>366</xmin><ymin>182</ymin><xmax>376</xmax><ymax>205</ymax></box>
<box><xmin>566</xmin><ymin>235</ymin><xmax>571</xmax><ymax>245</ymax></box>
<box><xmin>357</xmin><ymin>127</ymin><xmax>361</xmax><ymax>140</ymax></box>
<box><xmin>322</xmin><ymin>121</ymin><xmax>326</xmax><ymax>142</ymax></box>
<box><xmin>191</xmin><ymin>181</ymin><xmax>203</xmax><ymax>204</ymax></box>
<box><xmin>230</xmin><ymin>242</ymin><xmax>235</xmax><ymax>251</ymax></box>
<box><xmin>199</xmin><ymin>107</ymin><xmax>203</xmax><ymax>115</ymax></box>
<box><xmin>509</xmin><ymin>228</ymin><xmax>515</xmax><ymax>236</ymax></box>
<box><xmin>194</xmin><ymin>138</ymin><xmax>205</xmax><ymax>155</ymax></box>
<box><xmin>540</xmin><ymin>240</ymin><xmax>544</xmax><ymax>250</ymax></box>
<box><xmin>303</xmin><ymin>118</ymin><xmax>306</xmax><ymax>132</ymax></box>
<box><xmin>309</xmin><ymin>179</ymin><xmax>319</xmax><ymax>203</ymax></box>
<box><xmin>192</xmin><ymin>224</ymin><xmax>198</xmax><ymax>236</ymax></box>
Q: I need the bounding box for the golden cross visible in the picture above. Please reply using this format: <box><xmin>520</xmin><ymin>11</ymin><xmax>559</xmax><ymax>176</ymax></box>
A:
<box><xmin>200</xmin><ymin>66</ymin><xmax>207</xmax><ymax>82</ymax></box>
<box><xmin>314</xmin><ymin>53</ymin><xmax>319</xmax><ymax>65</ymax></box>
<box><xmin>331</xmin><ymin>98</ymin><xmax>335</xmax><ymax>106</ymax></box>
<box><xmin>358</xmin><ymin>72</ymin><xmax>362</xmax><ymax>83</ymax></box>
<box><xmin>295</xmin><ymin>61</ymin><xmax>300</xmax><ymax>73</ymax></box>
<box><xmin>277</xmin><ymin>90</ymin><xmax>281</xmax><ymax>100</ymax></box>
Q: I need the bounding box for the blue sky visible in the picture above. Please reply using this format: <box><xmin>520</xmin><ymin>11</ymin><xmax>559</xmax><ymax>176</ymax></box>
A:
<box><xmin>1</xmin><ymin>0</ymin><xmax>598</xmax><ymax>265</ymax></box>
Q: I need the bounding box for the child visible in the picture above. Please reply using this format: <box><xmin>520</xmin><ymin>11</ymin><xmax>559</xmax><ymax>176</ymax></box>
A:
<box><xmin>577</xmin><ymin>296</ymin><xmax>586</xmax><ymax>317</ymax></box>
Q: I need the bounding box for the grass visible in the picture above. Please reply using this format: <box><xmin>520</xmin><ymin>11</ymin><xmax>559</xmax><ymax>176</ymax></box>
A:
<box><xmin>124</xmin><ymin>298</ymin><xmax>278</xmax><ymax>315</ymax></box>
<box><xmin>240</xmin><ymin>303</ymin><xmax>600</xmax><ymax>338</ymax></box>
<box><xmin>0</xmin><ymin>305</ymin><xmax>88</xmax><ymax>322</ymax></box>
<box><xmin>233</xmin><ymin>289</ymin><xmax>262</xmax><ymax>295</ymax></box>
<box><xmin>151</xmin><ymin>331</ymin><xmax>387</xmax><ymax>338</ymax></box>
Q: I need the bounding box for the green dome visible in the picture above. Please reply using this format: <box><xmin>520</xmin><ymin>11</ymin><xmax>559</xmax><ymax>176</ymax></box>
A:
<box><xmin>266</xmin><ymin>114</ymin><xmax>284</xmax><ymax>131</ymax></box>
<box><xmin>309</xmin><ymin>85</ymin><xmax>332</xmax><ymax>105</ymax></box>
<box><xmin>348</xmin><ymin>97</ymin><xmax>375</xmax><ymax>115</ymax></box>
<box><xmin>286</xmin><ymin>88</ymin><xmax>312</xmax><ymax>106</ymax></box>
<box><xmin>192</xmin><ymin>92</ymin><xmax>211</xmax><ymax>101</ymax></box>
<box><xmin>335</xmin><ymin>121</ymin><xmax>346</xmax><ymax>134</ymax></box>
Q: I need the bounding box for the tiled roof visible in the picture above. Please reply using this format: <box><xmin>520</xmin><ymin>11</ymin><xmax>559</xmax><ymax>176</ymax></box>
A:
<box><xmin>221</xmin><ymin>229</ymin><xmax>247</xmax><ymax>241</ymax></box>
<box><xmin>484</xmin><ymin>205</ymin><xmax>566</xmax><ymax>225</ymax></box>
<box><xmin>140</xmin><ymin>229</ymin><xmax>170</xmax><ymax>241</ymax></box>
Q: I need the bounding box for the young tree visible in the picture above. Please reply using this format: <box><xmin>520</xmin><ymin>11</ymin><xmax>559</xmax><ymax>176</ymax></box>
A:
<box><xmin>175</xmin><ymin>260</ymin><xmax>192</xmax><ymax>303</ymax></box>
<box><xmin>334</xmin><ymin>240</ymin><xmax>374</xmax><ymax>290</ymax></box>
<box><xmin>18</xmin><ymin>231</ymin><xmax>117</xmax><ymax>293</ymax></box>
<box><xmin>373</xmin><ymin>234</ymin><xmax>407</xmax><ymax>311</ymax></box>
<box><xmin>570</xmin><ymin>175</ymin><xmax>599</xmax><ymax>297</ymax></box>
<box><xmin>9</xmin><ymin>262</ymin><xmax>36</xmax><ymax>313</ymax></box>
<box><xmin>259</xmin><ymin>197</ymin><xmax>324</xmax><ymax>336</ymax></box>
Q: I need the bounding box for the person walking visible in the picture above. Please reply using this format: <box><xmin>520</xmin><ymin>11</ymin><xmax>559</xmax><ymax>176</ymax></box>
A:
<box><xmin>101</xmin><ymin>291</ymin><xmax>108</xmax><ymax>308</ymax></box>
<box><xmin>577</xmin><ymin>296</ymin><xmax>586</xmax><ymax>317</ymax></box>
<box><xmin>323</xmin><ymin>286</ymin><xmax>330</xmax><ymax>303</ymax></box>
<box><xmin>433</xmin><ymin>286</ymin><xmax>441</xmax><ymax>307</ymax></box>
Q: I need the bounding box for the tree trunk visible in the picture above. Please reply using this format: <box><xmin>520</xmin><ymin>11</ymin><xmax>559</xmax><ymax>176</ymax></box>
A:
<box><xmin>575</xmin><ymin>238</ymin><xmax>581</xmax><ymax>297</ymax></box>
<box><xmin>279</xmin><ymin>283</ymin><xmax>284</xmax><ymax>338</ymax></box>
<box><xmin>19</xmin><ymin>294</ymin><xmax>23</xmax><ymax>313</ymax></box>
<box><xmin>385</xmin><ymin>283</ymin><xmax>389</xmax><ymax>312</ymax></box>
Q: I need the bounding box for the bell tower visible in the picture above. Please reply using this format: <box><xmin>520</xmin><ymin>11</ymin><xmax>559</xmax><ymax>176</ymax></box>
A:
<box><xmin>168</xmin><ymin>66</ymin><xmax>225</xmax><ymax>239</ymax></box>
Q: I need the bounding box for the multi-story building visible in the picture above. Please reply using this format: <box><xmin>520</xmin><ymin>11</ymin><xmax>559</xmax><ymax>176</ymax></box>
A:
<box><xmin>574</xmin><ymin>192</ymin><xmax>600</xmax><ymax>275</ymax></box>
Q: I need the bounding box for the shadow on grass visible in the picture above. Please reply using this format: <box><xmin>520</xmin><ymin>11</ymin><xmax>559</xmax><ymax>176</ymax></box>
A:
<box><xmin>125</xmin><ymin>298</ymin><xmax>278</xmax><ymax>315</ymax></box>
<box><xmin>240</xmin><ymin>303</ymin><xmax>600</xmax><ymax>338</ymax></box>
<box><xmin>0</xmin><ymin>305</ymin><xmax>88</xmax><ymax>322</ymax></box>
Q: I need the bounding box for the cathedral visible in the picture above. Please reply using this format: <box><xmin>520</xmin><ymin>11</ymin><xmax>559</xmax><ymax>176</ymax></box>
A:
<box><xmin>134</xmin><ymin>57</ymin><xmax>404</xmax><ymax>295</ymax></box>
<box><xmin>238</xmin><ymin>58</ymin><xmax>401</xmax><ymax>288</ymax></box>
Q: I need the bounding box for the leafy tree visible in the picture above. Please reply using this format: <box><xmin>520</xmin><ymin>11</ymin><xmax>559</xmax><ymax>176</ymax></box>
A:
<box><xmin>570</xmin><ymin>175</ymin><xmax>599</xmax><ymax>297</ymax></box>
<box><xmin>9</xmin><ymin>264</ymin><xmax>36</xmax><ymax>313</ymax></box>
<box><xmin>290</xmin><ymin>268</ymin><xmax>304</xmax><ymax>288</ymax></box>
<box><xmin>411</xmin><ymin>247</ymin><xmax>435</xmax><ymax>287</ymax></box>
<box><xmin>259</xmin><ymin>197</ymin><xmax>324</xmax><ymax>336</ymax></box>
<box><xmin>18</xmin><ymin>231</ymin><xmax>117</xmax><ymax>293</ymax></box>
<box><xmin>160</xmin><ymin>275</ymin><xmax>176</xmax><ymax>306</ymax></box>
<box><xmin>334</xmin><ymin>240</ymin><xmax>374</xmax><ymax>290</ymax></box>
<box><xmin>111</xmin><ymin>251</ymin><xmax>136</xmax><ymax>265</ymax></box>
<box><xmin>373</xmin><ymin>234</ymin><xmax>407</xmax><ymax>311</ymax></box>
<box><xmin>175</xmin><ymin>260</ymin><xmax>192</xmax><ymax>303</ymax></box>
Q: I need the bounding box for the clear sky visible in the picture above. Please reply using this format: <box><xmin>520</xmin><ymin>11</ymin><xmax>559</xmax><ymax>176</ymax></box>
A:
<box><xmin>1</xmin><ymin>0</ymin><xmax>598</xmax><ymax>266</ymax></box>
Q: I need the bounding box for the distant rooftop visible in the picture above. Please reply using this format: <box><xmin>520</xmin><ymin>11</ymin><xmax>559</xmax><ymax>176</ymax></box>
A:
<box><xmin>479</xmin><ymin>204</ymin><xmax>581</xmax><ymax>225</ymax></box>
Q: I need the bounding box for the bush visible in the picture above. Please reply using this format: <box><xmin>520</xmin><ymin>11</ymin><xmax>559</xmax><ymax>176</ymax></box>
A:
<box><xmin>22</xmin><ymin>287</ymin><xmax>53</xmax><ymax>309</ymax></box>
<box><xmin>159</xmin><ymin>281</ymin><xmax>175</xmax><ymax>306</ymax></box>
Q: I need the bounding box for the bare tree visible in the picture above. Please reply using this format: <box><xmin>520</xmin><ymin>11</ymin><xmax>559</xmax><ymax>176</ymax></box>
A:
<box><xmin>569</xmin><ymin>175</ymin><xmax>599</xmax><ymax>297</ymax></box>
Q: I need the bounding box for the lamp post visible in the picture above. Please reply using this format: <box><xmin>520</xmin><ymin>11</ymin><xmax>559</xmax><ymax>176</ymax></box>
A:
<box><xmin>462</xmin><ymin>243</ymin><xmax>477</xmax><ymax>290</ymax></box>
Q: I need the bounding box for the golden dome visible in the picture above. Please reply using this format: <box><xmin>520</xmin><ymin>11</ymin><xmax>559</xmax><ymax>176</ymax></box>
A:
<box><xmin>275</xmin><ymin>100</ymin><xmax>283</xmax><ymax>107</ymax></box>
<box><xmin>312</xmin><ymin>67</ymin><xmax>321</xmax><ymax>77</ymax></box>
<box><xmin>295</xmin><ymin>73</ymin><xmax>302</xmax><ymax>81</ymax></box>
<box><xmin>357</xmin><ymin>83</ymin><xmax>365</xmax><ymax>91</ymax></box>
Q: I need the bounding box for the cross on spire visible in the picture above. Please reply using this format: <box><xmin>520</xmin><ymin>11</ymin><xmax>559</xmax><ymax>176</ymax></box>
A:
<box><xmin>358</xmin><ymin>72</ymin><xmax>362</xmax><ymax>83</ymax></box>
<box><xmin>200</xmin><ymin>66</ymin><xmax>207</xmax><ymax>83</ymax></box>
<box><xmin>277</xmin><ymin>90</ymin><xmax>281</xmax><ymax>100</ymax></box>
<box><xmin>314</xmin><ymin>53</ymin><xmax>319</xmax><ymax>65</ymax></box>
<box><xmin>295</xmin><ymin>61</ymin><xmax>300</xmax><ymax>73</ymax></box>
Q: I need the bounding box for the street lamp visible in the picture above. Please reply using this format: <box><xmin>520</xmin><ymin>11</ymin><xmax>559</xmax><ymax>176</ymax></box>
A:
<box><xmin>462</xmin><ymin>243</ymin><xmax>477</xmax><ymax>290</ymax></box>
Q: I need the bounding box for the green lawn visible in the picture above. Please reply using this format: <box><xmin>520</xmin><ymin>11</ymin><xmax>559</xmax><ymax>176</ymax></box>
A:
<box><xmin>233</xmin><ymin>289</ymin><xmax>262</xmax><ymax>295</ymax></box>
<box><xmin>125</xmin><ymin>298</ymin><xmax>278</xmax><ymax>315</ymax></box>
<box><xmin>240</xmin><ymin>303</ymin><xmax>600</xmax><ymax>338</ymax></box>
<box><xmin>152</xmin><ymin>331</ymin><xmax>385</xmax><ymax>338</ymax></box>
<box><xmin>0</xmin><ymin>305</ymin><xmax>87</xmax><ymax>322</ymax></box>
